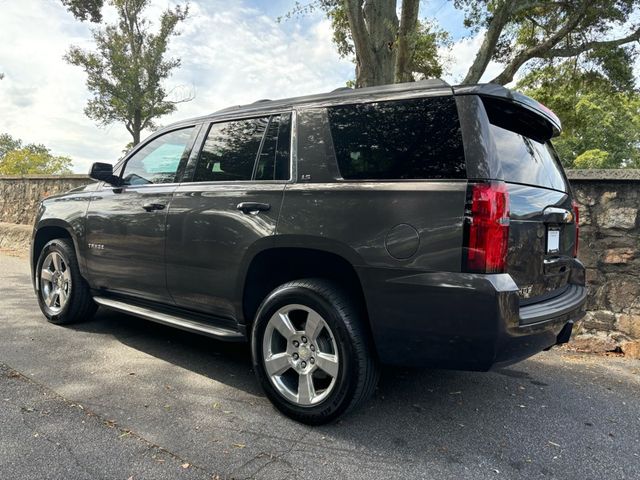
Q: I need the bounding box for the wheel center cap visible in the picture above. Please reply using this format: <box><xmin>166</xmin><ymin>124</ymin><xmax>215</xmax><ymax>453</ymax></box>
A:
<box><xmin>298</xmin><ymin>346</ymin><xmax>311</xmax><ymax>361</ymax></box>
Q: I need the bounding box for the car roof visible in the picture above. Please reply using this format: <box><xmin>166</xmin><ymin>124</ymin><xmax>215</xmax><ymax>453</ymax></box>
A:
<box><xmin>166</xmin><ymin>79</ymin><xmax>561</xmax><ymax>135</ymax></box>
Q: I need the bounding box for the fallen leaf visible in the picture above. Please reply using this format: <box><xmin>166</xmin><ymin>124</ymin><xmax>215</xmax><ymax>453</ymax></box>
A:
<box><xmin>181</xmin><ymin>463</ymin><xmax>190</xmax><ymax>469</ymax></box>
<box><xmin>548</xmin><ymin>441</ymin><xmax>561</xmax><ymax>448</ymax></box>
<box><xmin>232</xmin><ymin>443</ymin><xmax>246</xmax><ymax>449</ymax></box>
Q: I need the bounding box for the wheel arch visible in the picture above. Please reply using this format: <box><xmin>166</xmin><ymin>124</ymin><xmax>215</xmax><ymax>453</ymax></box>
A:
<box><xmin>239</xmin><ymin>241</ymin><xmax>369</xmax><ymax>335</ymax></box>
<box><xmin>32</xmin><ymin>220</ymin><xmax>81</xmax><ymax>288</ymax></box>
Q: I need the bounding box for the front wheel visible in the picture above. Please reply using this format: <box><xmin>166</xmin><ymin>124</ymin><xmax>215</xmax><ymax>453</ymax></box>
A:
<box><xmin>35</xmin><ymin>238</ymin><xmax>97</xmax><ymax>325</ymax></box>
<box><xmin>251</xmin><ymin>279</ymin><xmax>378</xmax><ymax>425</ymax></box>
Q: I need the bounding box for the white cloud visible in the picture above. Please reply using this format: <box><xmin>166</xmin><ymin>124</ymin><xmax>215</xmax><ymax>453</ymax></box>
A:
<box><xmin>0</xmin><ymin>0</ymin><xmax>353</xmax><ymax>172</ymax></box>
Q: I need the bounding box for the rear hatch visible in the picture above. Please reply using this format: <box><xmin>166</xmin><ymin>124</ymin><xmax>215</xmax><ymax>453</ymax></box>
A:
<box><xmin>481</xmin><ymin>96</ymin><xmax>578</xmax><ymax>305</ymax></box>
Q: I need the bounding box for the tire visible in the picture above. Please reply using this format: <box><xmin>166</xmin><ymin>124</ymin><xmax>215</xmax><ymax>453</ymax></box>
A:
<box><xmin>35</xmin><ymin>238</ymin><xmax>97</xmax><ymax>325</ymax></box>
<box><xmin>251</xmin><ymin>278</ymin><xmax>379</xmax><ymax>425</ymax></box>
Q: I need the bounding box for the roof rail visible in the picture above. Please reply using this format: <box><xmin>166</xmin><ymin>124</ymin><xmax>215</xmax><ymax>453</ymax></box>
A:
<box><xmin>416</xmin><ymin>78</ymin><xmax>450</xmax><ymax>87</ymax></box>
<box><xmin>331</xmin><ymin>87</ymin><xmax>353</xmax><ymax>93</ymax></box>
<box><xmin>212</xmin><ymin>104</ymin><xmax>242</xmax><ymax>114</ymax></box>
<box><xmin>252</xmin><ymin>99</ymin><xmax>271</xmax><ymax>104</ymax></box>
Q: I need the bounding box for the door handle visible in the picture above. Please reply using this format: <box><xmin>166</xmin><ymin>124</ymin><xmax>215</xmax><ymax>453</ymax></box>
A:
<box><xmin>542</xmin><ymin>207</ymin><xmax>574</xmax><ymax>224</ymax></box>
<box><xmin>236</xmin><ymin>202</ymin><xmax>270</xmax><ymax>214</ymax></box>
<box><xmin>142</xmin><ymin>203</ymin><xmax>166</xmax><ymax>212</ymax></box>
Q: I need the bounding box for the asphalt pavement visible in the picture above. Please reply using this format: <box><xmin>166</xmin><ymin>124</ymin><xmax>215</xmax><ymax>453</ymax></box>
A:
<box><xmin>1</xmin><ymin>253</ymin><xmax>639</xmax><ymax>479</ymax></box>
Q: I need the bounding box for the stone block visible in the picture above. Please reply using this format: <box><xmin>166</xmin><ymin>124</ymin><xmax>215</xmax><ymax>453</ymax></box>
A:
<box><xmin>599</xmin><ymin>207</ymin><xmax>638</xmax><ymax>230</ymax></box>
<box><xmin>615</xmin><ymin>313</ymin><xmax>640</xmax><ymax>339</ymax></box>
<box><xmin>582</xmin><ymin>310</ymin><xmax>616</xmax><ymax>331</ymax></box>
<box><xmin>621</xmin><ymin>340</ymin><xmax>640</xmax><ymax>359</ymax></box>
<box><xmin>605</xmin><ymin>279</ymin><xmax>640</xmax><ymax>312</ymax></box>
<box><xmin>603</xmin><ymin>247</ymin><xmax>635</xmax><ymax>264</ymax></box>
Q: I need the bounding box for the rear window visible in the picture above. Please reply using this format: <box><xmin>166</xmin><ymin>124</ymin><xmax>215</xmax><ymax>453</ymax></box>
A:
<box><xmin>484</xmin><ymin>99</ymin><xmax>567</xmax><ymax>192</ymax></box>
<box><xmin>490</xmin><ymin>125</ymin><xmax>567</xmax><ymax>192</ymax></box>
<box><xmin>327</xmin><ymin>96</ymin><xmax>466</xmax><ymax>180</ymax></box>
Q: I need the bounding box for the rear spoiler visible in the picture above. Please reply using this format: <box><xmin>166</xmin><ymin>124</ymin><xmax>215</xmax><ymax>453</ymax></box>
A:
<box><xmin>453</xmin><ymin>84</ymin><xmax>562</xmax><ymax>138</ymax></box>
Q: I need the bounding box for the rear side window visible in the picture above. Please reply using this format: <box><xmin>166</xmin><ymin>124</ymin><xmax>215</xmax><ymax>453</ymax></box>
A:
<box><xmin>254</xmin><ymin>113</ymin><xmax>291</xmax><ymax>180</ymax></box>
<box><xmin>327</xmin><ymin>96</ymin><xmax>466</xmax><ymax>180</ymax></box>
<box><xmin>194</xmin><ymin>114</ymin><xmax>291</xmax><ymax>182</ymax></box>
<box><xmin>484</xmin><ymin>98</ymin><xmax>567</xmax><ymax>192</ymax></box>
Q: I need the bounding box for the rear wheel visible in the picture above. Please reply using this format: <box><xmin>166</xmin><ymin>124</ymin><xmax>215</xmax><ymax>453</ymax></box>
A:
<box><xmin>251</xmin><ymin>279</ymin><xmax>378</xmax><ymax>424</ymax></box>
<box><xmin>35</xmin><ymin>238</ymin><xmax>97</xmax><ymax>325</ymax></box>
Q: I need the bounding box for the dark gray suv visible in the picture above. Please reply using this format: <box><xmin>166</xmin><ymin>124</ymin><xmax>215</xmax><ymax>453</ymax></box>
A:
<box><xmin>31</xmin><ymin>80</ymin><xmax>586</xmax><ymax>424</ymax></box>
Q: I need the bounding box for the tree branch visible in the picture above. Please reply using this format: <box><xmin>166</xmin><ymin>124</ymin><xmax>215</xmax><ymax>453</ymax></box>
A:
<box><xmin>463</xmin><ymin>0</ymin><xmax>516</xmax><ymax>84</ymax></box>
<box><xmin>343</xmin><ymin>0</ymin><xmax>374</xmax><ymax>85</ymax></box>
<box><xmin>489</xmin><ymin>0</ymin><xmax>590</xmax><ymax>84</ymax></box>
<box><xmin>543</xmin><ymin>27</ymin><xmax>640</xmax><ymax>58</ymax></box>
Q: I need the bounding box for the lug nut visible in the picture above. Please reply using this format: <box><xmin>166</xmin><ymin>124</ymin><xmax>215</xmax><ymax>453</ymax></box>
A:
<box><xmin>310</xmin><ymin>357</ymin><xmax>315</xmax><ymax>365</ymax></box>
<box><xmin>301</xmin><ymin>361</ymin><xmax>307</xmax><ymax>368</ymax></box>
<box><xmin>292</xmin><ymin>353</ymin><xmax>299</xmax><ymax>360</ymax></box>
<box><xmin>310</xmin><ymin>345</ymin><xmax>315</xmax><ymax>352</ymax></box>
<box><xmin>301</xmin><ymin>336</ymin><xmax>307</xmax><ymax>343</ymax></box>
<box><xmin>293</xmin><ymin>340</ymin><xmax>299</xmax><ymax>347</ymax></box>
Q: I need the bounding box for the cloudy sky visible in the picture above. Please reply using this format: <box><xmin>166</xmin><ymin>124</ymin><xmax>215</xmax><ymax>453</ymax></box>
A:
<box><xmin>0</xmin><ymin>0</ymin><xmax>506</xmax><ymax>172</ymax></box>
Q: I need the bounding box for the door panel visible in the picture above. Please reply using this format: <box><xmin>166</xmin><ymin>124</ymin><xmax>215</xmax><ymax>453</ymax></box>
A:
<box><xmin>165</xmin><ymin>183</ymin><xmax>285</xmax><ymax>320</ymax></box>
<box><xmin>84</xmin><ymin>126</ymin><xmax>198</xmax><ymax>302</ymax></box>
<box><xmin>84</xmin><ymin>185</ymin><xmax>176</xmax><ymax>302</ymax></box>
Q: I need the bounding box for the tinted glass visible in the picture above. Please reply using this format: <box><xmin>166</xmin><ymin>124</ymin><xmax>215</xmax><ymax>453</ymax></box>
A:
<box><xmin>122</xmin><ymin>128</ymin><xmax>194</xmax><ymax>185</ymax></box>
<box><xmin>255</xmin><ymin>113</ymin><xmax>291</xmax><ymax>180</ymax></box>
<box><xmin>195</xmin><ymin>117</ymin><xmax>269</xmax><ymax>182</ymax></box>
<box><xmin>490</xmin><ymin>124</ymin><xmax>567</xmax><ymax>192</ymax></box>
<box><xmin>328</xmin><ymin>96</ymin><xmax>466</xmax><ymax>180</ymax></box>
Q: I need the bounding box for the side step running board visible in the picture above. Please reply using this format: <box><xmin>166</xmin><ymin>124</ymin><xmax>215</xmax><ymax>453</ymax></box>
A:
<box><xmin>93</xmin><ymin>297</ymin><xmax>244</xmax><ymax>341</ymax></box>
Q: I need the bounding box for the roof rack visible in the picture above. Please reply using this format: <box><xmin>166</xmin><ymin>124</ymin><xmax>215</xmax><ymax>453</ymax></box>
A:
<box><xmin>252</xmin><ymin>99</ymin><xmax>271</xmax><ymax>104</ymax></box>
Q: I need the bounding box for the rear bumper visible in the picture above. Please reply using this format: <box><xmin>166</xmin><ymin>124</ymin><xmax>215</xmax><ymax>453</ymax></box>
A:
<box><xmin>357</xmin><ymin>260</ymin><xmax>587</xmax><ymax>371</ymax></box>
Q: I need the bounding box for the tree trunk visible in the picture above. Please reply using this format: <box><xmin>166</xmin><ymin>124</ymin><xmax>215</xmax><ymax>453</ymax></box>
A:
<box><xmin>132</xmin><ymin>109</ymin><xmax>142</xmax><ymax>146</ymax></box>
<box><xmin>344</xmin><ymin>0</ymin><xmax>398</xmax><ymax>88</ymax></box>
<box><xmin>395</xmin><ymin>0</ymin><xmax>420</xmax><ymax>83</ymax></box>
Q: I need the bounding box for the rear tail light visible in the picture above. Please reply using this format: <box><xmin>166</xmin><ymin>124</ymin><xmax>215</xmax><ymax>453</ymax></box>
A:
<box><xmin>463</xmin><ymin>181</ymin><xmax>510</xmax><ymax>273</ymax></box>
<box><xmin>572</xmin><ymin>200</ymin><xmax>580</xmax><ymax>257</ymax></box>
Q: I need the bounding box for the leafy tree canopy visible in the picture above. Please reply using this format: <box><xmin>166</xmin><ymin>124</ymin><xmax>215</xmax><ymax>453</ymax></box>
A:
<box><xmin>65</xmin><ymin>0</ymin><xmax>191</xmax><ymax>146</ymax></box>
<box><xmin>0</xmin><ymin>134</ymin><xmax>73</xmax><ymax>175</ymax></box>
<box><xmin>518</xmin><ymin>60</ymin><xmax>640</xmax><ymax>168</ymax></box>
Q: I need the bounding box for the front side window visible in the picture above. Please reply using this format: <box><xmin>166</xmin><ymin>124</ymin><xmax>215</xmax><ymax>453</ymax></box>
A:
<box><xmin>194</xmin><ymin>114</ymin><xmax>291</xmax><ymax>182</ymax></box>
<box><xmin>121</xmin><ymin>128</ymin><xmax>195</xmax><ymax>185</ymax></box>
<box><xmin>327</xmin><ymin>96</ymin><xmax>466</xmax><ymax>180</ymax></box>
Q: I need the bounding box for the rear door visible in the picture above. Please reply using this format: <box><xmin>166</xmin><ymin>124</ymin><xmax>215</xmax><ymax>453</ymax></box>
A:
<box><xmin>165</xmin><ymin>112</ymin><xmax>291</xmax><ymax>323</ymax></box>
<box><xmin>482</xmin><ymin>99</ymin><xmax>578</xmax><ymax>305</ymax></box>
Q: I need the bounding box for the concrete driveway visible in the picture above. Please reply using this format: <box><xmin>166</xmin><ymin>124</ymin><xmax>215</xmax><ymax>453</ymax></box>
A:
<box><xmin>1</xmin><ymin>253</ymin><xmax>639</xmax><ymax>479</ymax></box>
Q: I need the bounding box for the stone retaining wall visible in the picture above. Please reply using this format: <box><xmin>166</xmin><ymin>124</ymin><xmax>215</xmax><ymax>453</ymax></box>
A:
<box><xmin>0</xmin><ymin>175</ymin><xmax>91</xmax><ymax>225</ymax></box>
<box><xmin>566</xmin><ymin>170</ymin><xmax>640</xmax><ymax>355</ymax></box>
<box><xmin>0</xmin><ymin>171</ymin><xmax>638</xmax><ymax>353</ymax></box>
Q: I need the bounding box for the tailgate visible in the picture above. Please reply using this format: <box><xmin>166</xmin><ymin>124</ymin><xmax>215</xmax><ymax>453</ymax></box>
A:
<box><xmin>483</xmin><ymin>97</ymin><xmax>578</xmax><ymax>304</ymax></box>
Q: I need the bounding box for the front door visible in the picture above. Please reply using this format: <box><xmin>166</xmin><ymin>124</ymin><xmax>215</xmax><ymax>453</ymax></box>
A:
<box><xmin>84</xmin><ymin>126</ymin><xmax>198</xmax><ymax>303</ymax></box>
<box><xmin>166</xmin><ymin>113</ymin><xmax>292</xmax><ymax>322</ymax></box>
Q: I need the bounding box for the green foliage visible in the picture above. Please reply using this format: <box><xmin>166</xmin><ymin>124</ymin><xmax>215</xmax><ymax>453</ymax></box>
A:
<box><xmin>574</xmin><ymin>149</ymin><xmax>610</xmax><ymax>169</ymax></box>
<box><xmin>61</xmin><ymin>0</ymin><xmax>104</xmax><ymax>22</ymax></box>
<box><xmin>0</xmin><ymin>134</ymin><xmax>72</xmax><ymax>175</ymax></box>
<box><xmin>65</xmin><ymin>0</ymin><xmax>190</xmax><ymax>145</ymax></box>
<box><xmin>427</xmin><ymin>1</ymin><xmax>640</xmax><ymax>85</ymax></box>
<box><xmin>411</xmin><ymin>21</ymin><xmax>451</xmax><ymax>80</ymax></box>
<box><xmin>518</xmin><ymin>61</ymin><xmax>640</xmax><ymax>169</ymax></box>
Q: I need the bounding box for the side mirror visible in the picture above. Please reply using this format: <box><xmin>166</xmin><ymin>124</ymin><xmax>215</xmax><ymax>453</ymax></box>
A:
<box><xmin>89</xmin><ymin>162</ymin><xmax>121</xmax><ymax>186</ymax></box>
